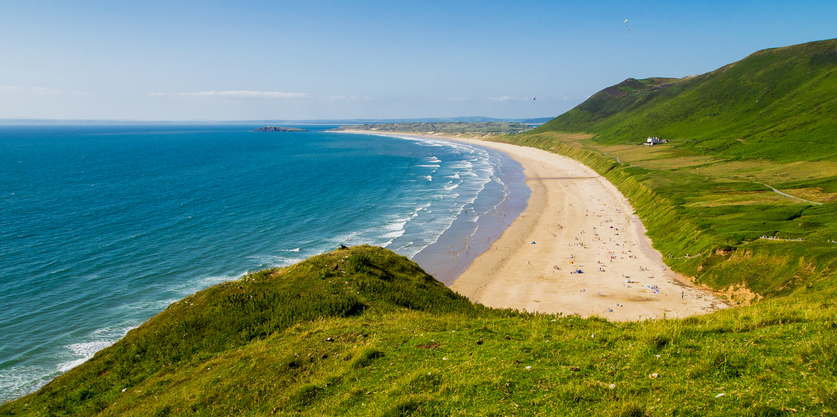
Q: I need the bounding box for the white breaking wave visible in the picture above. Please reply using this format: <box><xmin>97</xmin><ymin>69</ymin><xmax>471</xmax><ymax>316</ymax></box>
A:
<box><xmin>382</xmin><ymin>230</ymin><xmax>406</xmax><ymax>239</ymax></box>
<box><xmin>59</xmin><ymin>340</ymin><xmax>114</xmax><ymax>372</ymax></box>
<box><xmin>383</xmin><ymin>220</ymin><xmax>408</xmax><ymax>231</ymax></box>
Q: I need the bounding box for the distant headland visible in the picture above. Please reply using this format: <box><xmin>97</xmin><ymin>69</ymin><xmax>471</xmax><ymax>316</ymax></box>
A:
<box><xmin>252</xmin><ymin>126</ymin><xmax>307</xmax><ymax>132</ymax></box>
<box><xmin>332</xmin><ymin>121</ymin><xmax>533</xmax><ymax>135</ymax></box>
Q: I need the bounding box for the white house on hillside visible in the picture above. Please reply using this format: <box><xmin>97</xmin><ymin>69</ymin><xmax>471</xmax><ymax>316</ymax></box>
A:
<box><xmin>644</xmin><ymin>137</ymin><xmax>668</xmax><ymax>147</ymax></box>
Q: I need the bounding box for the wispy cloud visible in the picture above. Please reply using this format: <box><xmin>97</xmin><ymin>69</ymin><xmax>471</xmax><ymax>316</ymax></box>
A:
<box><xmin>0</xmin><ymin>85</ymin><xmax>23</xmax><ymax>92</ymax></box>
<box><xmin>448</xmin><ymin>97</ymin><xmax>469</xmax><ymax>102</ymax></box>
<box><xmin>487</xmin><ymin>96</ymin><xmax>519</xmax><ymax>102</ymax></box>
<box><xmin>155</xmin><ymin>90</ymin><xmax>310</xmax><ymax>99</ymax></box>
<box><xmin>31</xmin><ymin>86</ymin><xmax>61</xmax><ymax>95</ymax></box>
<box><xmin>318</xmin><ymin>95</ymin><xmax>374</xmax><ymax>101</ymax></box>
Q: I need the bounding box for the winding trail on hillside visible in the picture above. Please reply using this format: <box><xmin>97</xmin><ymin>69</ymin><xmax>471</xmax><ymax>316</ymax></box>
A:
<box><xmin>760</xmin><ymin>183</ymin><xmax>823</xmax><ymax>205</ymax></box>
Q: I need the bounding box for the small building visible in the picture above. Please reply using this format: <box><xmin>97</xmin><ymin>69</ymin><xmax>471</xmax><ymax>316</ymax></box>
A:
<box><xmin>644</xmin><ymin>137</ymin><xmax>668</xmax><ymax>147</ymax></box>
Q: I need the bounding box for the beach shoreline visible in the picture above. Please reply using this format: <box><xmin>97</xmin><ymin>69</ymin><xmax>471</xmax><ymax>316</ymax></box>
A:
<box><xmin>339</xmin><ymin>129</ymin><xmax>529</xmax><ymax>285</ymax></box>
<box><xmin>409</xmin><ymin>141</ymin><xmax>529</xmax><ymax>285</ymax></box>
<box><xmin>344</xmin><ymin>130</ymin><xmax>728</xmax><ymax>321</ymax></box>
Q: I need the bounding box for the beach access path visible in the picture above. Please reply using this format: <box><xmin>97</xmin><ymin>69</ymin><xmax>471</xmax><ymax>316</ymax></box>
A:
<box><xmin>345</xmin><ymin>130</ymin><xmax>728</xmax><ymax>320</ymax></box>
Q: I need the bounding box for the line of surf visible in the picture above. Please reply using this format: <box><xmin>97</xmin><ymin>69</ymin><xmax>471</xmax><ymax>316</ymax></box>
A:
<box><xmin>336</xmin><ymin>130</ymin><xmax>530</xmax><ymax>285</ymax></box>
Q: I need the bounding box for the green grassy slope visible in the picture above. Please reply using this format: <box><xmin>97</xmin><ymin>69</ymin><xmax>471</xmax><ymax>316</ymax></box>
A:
<box><xmin>3</xmin><ymin>245</ymin><xmax>836</xmax><ymax>416</ymax></box>
<box><xmin>503</xmin><ymin>38</ymin><xmax>837</xmax><ymax>297</ymax></box>
<box><xmin>0</xmin><ymin>246</ymin><xmax>487</xmax><ymax>416</ymax></box>
<box><xmin>536</xmin><ymin>38</ymin><xmax>837</xmax><ymax>162</ymax></box>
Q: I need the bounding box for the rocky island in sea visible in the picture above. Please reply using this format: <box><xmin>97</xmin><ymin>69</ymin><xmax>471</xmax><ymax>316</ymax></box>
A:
<box><xmin>252</xmin><ymin>126</ymin><xmax>307</xmax><ymax>132</ymax></box>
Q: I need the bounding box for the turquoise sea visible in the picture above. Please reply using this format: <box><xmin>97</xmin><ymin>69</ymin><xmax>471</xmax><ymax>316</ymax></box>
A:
<box><xmin>0</xmin><ymin>124</ymin><xmax>528</xmax><ymax>402</ymax></box>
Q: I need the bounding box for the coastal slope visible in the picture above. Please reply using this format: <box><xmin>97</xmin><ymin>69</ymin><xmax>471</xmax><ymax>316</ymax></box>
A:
<box><xmin>3</xmin><ymin>245</ymin><xmax>835</xmax><ymax>416</ymax></box>
<box><xmin>535</xmin><ymin>38</ymin><xmax>837</xmax><ymax>161</ymax></box>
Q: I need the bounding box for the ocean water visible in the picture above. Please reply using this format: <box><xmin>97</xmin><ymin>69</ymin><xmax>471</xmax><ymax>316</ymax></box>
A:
<box><xmin>0</xmin><ymin>124</ymin><xmax>527</xmax><ymax>402</ymax></box>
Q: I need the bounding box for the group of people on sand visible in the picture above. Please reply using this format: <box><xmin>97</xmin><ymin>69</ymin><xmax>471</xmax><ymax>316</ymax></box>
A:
<box><xmin>559</xmin><ymin>205</ymin><xmax>676</xmax><ymax>315</ymax></box>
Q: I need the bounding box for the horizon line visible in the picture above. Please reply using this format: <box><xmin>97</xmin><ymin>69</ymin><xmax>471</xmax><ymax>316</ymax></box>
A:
<box><xmin>0</xmin><ymin>116</ymin><xmax>555</xmax><ymax>125</ymax></box>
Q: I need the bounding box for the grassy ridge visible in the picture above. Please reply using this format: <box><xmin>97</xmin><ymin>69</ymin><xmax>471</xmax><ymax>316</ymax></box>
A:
<box><xmin>510</xmin><ymin>39</ymin><xmax>837</xmax><ymax>297</ymax></box>
<box><xmin>0</xmin><ymin>246</ymin><xmax>490</xmax><ymax>416</ymax></box>
<box><xmin>3</xmin><ymin>245</ymin><xmax>836</xmax><ymax>416</ymax></box>
<box><xmin>536</xmin><ymin>39</ymin><xmax>837</xmax><ymax>162</ymax></box>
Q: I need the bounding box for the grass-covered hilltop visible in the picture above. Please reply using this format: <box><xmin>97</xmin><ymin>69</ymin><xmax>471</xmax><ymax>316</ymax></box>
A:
<box><xmin>3</xmin><ymin>246</ymin><xmax>835</xmax><ymax>416</ymax></box>
<box><xmin>4</xmin><ymin>39</ymin><xmax>837</xmax><ymax>416</ymax></box>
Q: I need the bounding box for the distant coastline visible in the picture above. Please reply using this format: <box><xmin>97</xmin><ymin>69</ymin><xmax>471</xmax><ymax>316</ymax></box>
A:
<box><xmin>331</xmin><ymin>121</ymin><xmax>533</xmax><ymax>135</ymax></box>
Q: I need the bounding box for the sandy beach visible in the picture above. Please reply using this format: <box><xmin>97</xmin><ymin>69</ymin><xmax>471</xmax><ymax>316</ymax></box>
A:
<box><xmin>352</xmin><ymin>131</ymin><xmax>728</xmax><ymax>321</ymax></box>
<box><xmin>448</xmin><ymin>136</ymin><xmax>728</xmax><ymax>320</ymax></box>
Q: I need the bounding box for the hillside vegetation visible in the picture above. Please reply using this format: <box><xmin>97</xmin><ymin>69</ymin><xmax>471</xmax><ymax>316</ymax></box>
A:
<box><xmin>503</xmin><ymin>38</ymin><xmax>837</xmax><ymax>299</ymax></box>
<box><xmin>2</xmin><ymin>245</ymin><xmax>836</xmax><ymax>416</ymax></box>
<box><xmin>536</xmin><ymin>39</ymin><xmax>837</xmax><ymax>161</ymax></box>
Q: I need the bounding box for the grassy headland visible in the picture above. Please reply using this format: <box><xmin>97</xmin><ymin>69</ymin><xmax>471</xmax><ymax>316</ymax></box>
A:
<box><xmin>2</xmin><ymin>245</ymin><xmax>835</xmax><ymax>416</ymax></box>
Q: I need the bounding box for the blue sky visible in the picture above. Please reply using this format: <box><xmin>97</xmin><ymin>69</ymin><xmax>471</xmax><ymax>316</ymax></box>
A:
<box><xmin>1</xmin><ymin>0</ymin><xmax>834</xmax><ymax>121</ymax></box>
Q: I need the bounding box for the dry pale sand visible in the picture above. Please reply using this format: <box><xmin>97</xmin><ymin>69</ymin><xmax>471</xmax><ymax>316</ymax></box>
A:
<box><xmin>442</xmin><ymin>136</ymin><xmax>728</xmax><ymax>320</ymax></box>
